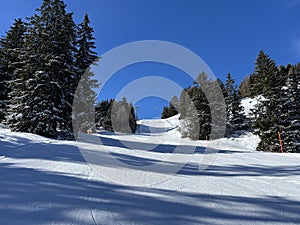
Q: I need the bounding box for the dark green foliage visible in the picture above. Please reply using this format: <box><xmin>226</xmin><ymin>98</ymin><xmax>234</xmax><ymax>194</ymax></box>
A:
<box><xmin>280</xmin><ymin>65</ymin><xmax>300</xmax><ymax>152</ymax></box>
<box><xmin>3</xmin><ymin>0</ymin><xmax>98</xmax><ymax>140</ymax></box>
<box><xmin>180</xmin><ymin>72</ymin><xmax>212</xmax><ymax>140</ymax></box>
<box><xmin>161</xmin><ymin>95</ymin><xmax>179</xmax><ymax>119</ymax></box>
<box><xmin>111</xmin><ymin>97</ymin><xmax>137</xmax><ymax>133</ymax></box>
<box><xmin>95</xmin><ymin>98</ymin><xmax>137</xmax><ymax>134</ymax></box>
<box><xmin>0</xmin><ymin>19</ymin><xmax>26</xmax><ymax>122</ymax></box>
<box><xmin>161</xmin><ymin>106</ymin><xmax>170</xmax><ymax>119</ymax></box>
<box><xmin>95</xmin><ymin>99</ymin><xmax>114</xmax><ymax>132</ymax></box>
<box><xmin>248</xmin><ymin>50</ymin><xmax>299</xmax><ymax>152</ymax></box>
<box><xmin>224</xmin><ymin>73</ymin><xmax>246</xmax><ymax>136</ymax></box>
<box><xmin>73</xmin><ymin>14</ymin><xmax>99</xmax><ymax>135</ymax></box>
<box><xmin>249</xmin><ymin>50</ymin><xmax>277</xmax><ymax>97</ymax></box>
<box><xmin>253</xmin><ymin>97</ymin><xmax>282</xmax><ymax>152</ymax></box>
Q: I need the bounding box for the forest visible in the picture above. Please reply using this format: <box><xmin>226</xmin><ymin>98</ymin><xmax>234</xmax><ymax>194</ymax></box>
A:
<box><xmin>0</xmin><ymin>0</ymin><xmax>299</xmax><ymax>152</ymax></box>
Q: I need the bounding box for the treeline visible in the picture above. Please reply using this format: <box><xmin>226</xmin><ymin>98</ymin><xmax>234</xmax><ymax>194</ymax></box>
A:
<box><xmin>95</xmin><ymin>98</ymin><xmax>137</xmax><ymax>134</ymax></box>
<box><xmin>248</xmin><ymin>51</ymin><xmax>299</xmax><ymax>153</ymax></box>
<box><xmin>162</xmin><ymin>72</ymin><xmax>245</xmax><ymax>140</ymax></box>
<box><xmin>0</xmin><ymin>0</ymin><xmax>98</xmax><ymax>139</ymax></box>
<box><xmin>162</xmin><ymin>51</ymin><xmax>299</xmax><ymax>153</ymax></box>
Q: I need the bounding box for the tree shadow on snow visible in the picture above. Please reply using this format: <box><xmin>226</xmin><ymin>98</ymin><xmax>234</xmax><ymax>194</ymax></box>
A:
<box><xmin>98</xmin><ymin>135</ymin><xmax>241</xmax><ymax>155</ymax></box>
<box><xmin>1</xmin><ymin>161</ymin><xmax>300</xmax><ymax>225</ymax></box>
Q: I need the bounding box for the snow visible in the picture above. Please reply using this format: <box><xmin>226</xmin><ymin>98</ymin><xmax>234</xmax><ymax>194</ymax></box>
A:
<box><xmin>1</xmin><ymin>116</ymin><xmax>300</xmax><ymax>224</ymax></box>
<box><xmin>241</xmin><ymin>96</ymin><xmax>259</xmax><ymax>117</ymax></box>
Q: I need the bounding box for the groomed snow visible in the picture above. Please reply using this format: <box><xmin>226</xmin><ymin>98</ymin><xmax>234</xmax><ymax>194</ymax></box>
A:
<box><xmin>1</xmin><ymin>116</ymin><xmax>300</xmax><ymax>225</ymax></box>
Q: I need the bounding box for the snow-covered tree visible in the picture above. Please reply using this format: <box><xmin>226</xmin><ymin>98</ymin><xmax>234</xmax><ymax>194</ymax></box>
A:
<box><xmin>73</xmin><ymin>14</ymin><xmax>99</xmax><ymax>135</ymax></box>
<box><xmin>225</xmin><ymin>73</ymin><xmax>245</xmax><ymax>136</ymax></box>
<box><xmin>7</xmin><ymin>0</ymin><xmax>78</xmax><ymax>139</ymax></box>
<box><xmin>0</xmin><ymin>19</ymin><xmax>26</xmax><ymax>122</ymax></box>
<box><xmin>180</xmin><ymin>72</ymin><xmax>212</xmax><ymax>140</ymax></box>
<box><xmin>281</xmin><ymin>65</ymin><xmax>300</xmax><ymax>152</ymax></box>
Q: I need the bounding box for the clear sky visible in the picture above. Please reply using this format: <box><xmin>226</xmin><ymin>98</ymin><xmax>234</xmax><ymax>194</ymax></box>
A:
<box><xmin>1</xmin><ymin>0</ymin><xmax>300</xmax><ymax>119</ymax></box>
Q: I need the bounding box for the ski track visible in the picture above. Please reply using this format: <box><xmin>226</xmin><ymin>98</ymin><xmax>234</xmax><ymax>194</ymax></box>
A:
<box><xmin>1</xmin><ymin>114</ymin><xmax>300</xmax><ymax>225</ymax></box>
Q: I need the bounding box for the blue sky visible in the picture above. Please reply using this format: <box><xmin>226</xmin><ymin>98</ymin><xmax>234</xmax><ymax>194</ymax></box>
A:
<box><xmin>1</xmin><ymin>0</ymin><xmax>300</xmax><ymax>119</ymax></box>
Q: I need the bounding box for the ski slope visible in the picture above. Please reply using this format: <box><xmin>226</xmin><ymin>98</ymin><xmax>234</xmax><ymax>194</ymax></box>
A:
<box><xmin>1</xmin><ymin>115</ymin><xmax>300</xmax><ymax>225</ymax></box>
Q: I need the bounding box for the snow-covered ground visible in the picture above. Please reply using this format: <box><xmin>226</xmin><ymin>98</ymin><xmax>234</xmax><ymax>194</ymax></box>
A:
<box><xmin>1</xmin><ymin>113</ymin><xmax>300</xmax><ymax>224</ymax></box>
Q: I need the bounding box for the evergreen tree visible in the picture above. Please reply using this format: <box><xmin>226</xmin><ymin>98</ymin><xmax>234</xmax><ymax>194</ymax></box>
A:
<box><xmin>249</xmin><ymin>50</ymin><xmax>277</xmax><ymax>97</ymax></box>
<box><xmin>129</xmin><ymin>102</ymin><xmax>137</xmax><ymax>133</ymax></box>
<box><xmin>161</xmin><ymin>106</ymin><xmax>169</xmax><ymax>119</ymax></box>
<box><xmin>160</xmin><ymin>95</ymin><xmax>179</xmax><ymax>119</ymax></box>
<box><xmin>73</xmin><ymin>14</ymin><xmax>99</xmax><ymax>135</ymax></box>
<box><xmin>96</xmin><ymin>98</ymin><xmax>136</xmax><ymax>134</ymax></box>
<box><xmin>225</xmin><ymin>73</ymin><xmax>245</xmax><ymax>136</ymax></box>
<box><xmin>111</xmin><ymin>97</ymin><xmax>136</xmax><ymax>133</ymax></box>
<box><xmin>217</xmin><ymin>78</ymin><xmax>227</xmax><ymax>98</ymax></box>
<box><xmin>7</xmin><ymin>0</ymin><xmax>78</xmax><ymax>139</ymax></box>
<box><xmin>253</xmin><ymin>98</ymin><xmax>282</xmax><ymax>152</ymax></box>
<box><xmin>0</xmin><ymin>19</ymin><xmax>26</xmax><ymax>122</ymax></box>
<box><xmin>249</xmin><ymin>51</ymin><xmax>288</xmax><ymax>152</ymax></box>
<box><xmin>281</xmin><ymin>65</ymin><xmax>300</xmax><ymax>152</ymax></box>
<box><xmin>95</xmin><ymin>99</ymin><xmax>111</xmax><ymax>127</ymax></box>
<box><xmin>95</xmin><ymin>99</ymin><xmax>114</xmax><ymax>132</ymax></box>
<box><xmin>179</xmin><ymin>88</ymin><xmax>190</xmax><ymax>119</ymax></box>
<box><xmin>180</xmin><ymin>72</ymin><xmax>211</xmax><ymax>140</ymax></box>
<box><xmin>76</xmin><ymin>14</ymin><xmax>97</xmax><ymax>78</ymax></box>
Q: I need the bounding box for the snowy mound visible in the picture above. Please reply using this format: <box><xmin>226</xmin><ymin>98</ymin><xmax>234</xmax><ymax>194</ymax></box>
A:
<box><xmin>137</xmin><ymin>114</ymin><xmax>180</xmax><ymax>134</ymax></box>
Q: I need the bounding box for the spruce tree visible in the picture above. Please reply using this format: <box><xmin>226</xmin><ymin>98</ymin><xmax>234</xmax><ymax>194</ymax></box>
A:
<box><xmin>160</xmin><ymin>95</ymin><xmax>179</xmax><ymax>119</ymax></box>
<box><xmin>249</xmin><ymin>51</ymin><xmax>288</xmax><ymax>152</ymax></box>
<box><xmin>95</xmin><ymin>99</ymin><xmax>110</xmax><ymax>127</ymax></box>
<box><xmin>253</xmin><ymin>98</ymin><xmax>282</xmax><ymax>152</ymax></box>
<box><xmin>7</xmin><ymin>0</ymin><xmax>78</xmax><ymax>139</ymax></box>
<box><xmin>161</xmin><ymin>106</ymin><xmax>169</xmax><ymax>119</ymax></box>
<box><xmin>188</xmin><ymin>72</ymin><xmax>211</xmax><ymax>140</ymax></box>
<box><xmin>281</xmin><ymin>65</ymin><xmax>300</xmax><ymax>152</ymax></box>
<box><xmin>225</xmin><ymin>73</ymin><xmax>245</xmax><ymax>136</ymax></box>
<box><xmin>179</xmin><ymin>88</ymin><xmax>190</xmax><ymax>119</ymax></box>
<box><xmin>111</xmin><ymin>97</ymin><xmax>136</xmax><ymax>133</ymax></box>
<box><xmin>0</xmin><ymin>19</ymin><xmax>26</xmax><ymax>122</ymax></box>
<box><xmin>95</xmin><ymin>99</ymin><xmax>114</xmax><ymax>132</ymax></box>
<box><xmin>73</xmin><ymin>14</ymin><xmax>99</xmax><ymax>135</ymax></box>
<box><xmin>249</xmin><ymin>50</ymin><xmax>277</xmax><ymax>97</ymax></box>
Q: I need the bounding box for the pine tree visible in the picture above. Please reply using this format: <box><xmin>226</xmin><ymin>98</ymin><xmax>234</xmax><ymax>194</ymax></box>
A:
<box><xmin>249</xmin><ymin>50</ymin><xmax>277</xmax><ymax>97</ymax></box>
<box><xmin>95</xmin><ymin>99</ymin><xmax>110</xmax><ymax>127</ymax></box>
<box><xmin>225</xmin><ymin>73</ymin><xmax>245</xmax><ymax>136</ymax></box>
<box><xmin>249</xmin><ymin>51</ymin><xmax>288</xmax><ymax>152</ymax></box>
<box><xmin>73</xmin><ymin>14</ymin><xmax>99</xmax><ymax>135</ymax></box>
<box><xmin>111</xmin><ymin>97</ymin><xmax>136</xmax><ymax>133</ymax></box>
<box><xmin>95</xmin><ymin>99</ymin><xmax>114</xmax><ymax>132</ymax></box>
<box><xmin>160</xmin><ymin>95</ymin><xmax>179</xmax><ymax>119</ymax></box>
<box><xmin>179</xmin><ymin>88</ymin><xmax>190</xmax><ymax>119</ymax></box>
<box><xmin>253</xmin><ymin>98</ymin><xmax>282</xmax><ymax>152</ymax></box>
<box><xmin>7</xmin><ymin>0</ymin><xmax>78</xmax><ymax>139</ymax></box>
<box><xmin>281</xmin><ymin>65</ymin><xmax>300</xmax><ymax>152</ymax></box>
<box><xmin>182</xmin><ymin>72</ymin><xmax>212</xmax><ymax>140</ymax></box>
<box><xmin>0</xmin><ymin>19</ymin><xmax>26</xmax><ymax>122</ymax></box>
<box><xmin>161</xmin><ymin>106</ymin><xmax>169</xmax><ymax>119</ymax></box>
<box><xmin>129</xmin><ymin>102</ymin><xmax>137</xmax><ymax>133</ymax></box>
<box><xmin>169</xmin><ymin>95</ymin><xmax>179</xmax><ymax>115</ymax></box>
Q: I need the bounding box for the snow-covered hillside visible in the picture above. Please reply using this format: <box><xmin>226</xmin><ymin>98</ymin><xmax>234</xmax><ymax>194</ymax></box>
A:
<box><xmin>1</xmin><ymin>116</ymin><xmax>300</xmax><ymax>224</ymax></box>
